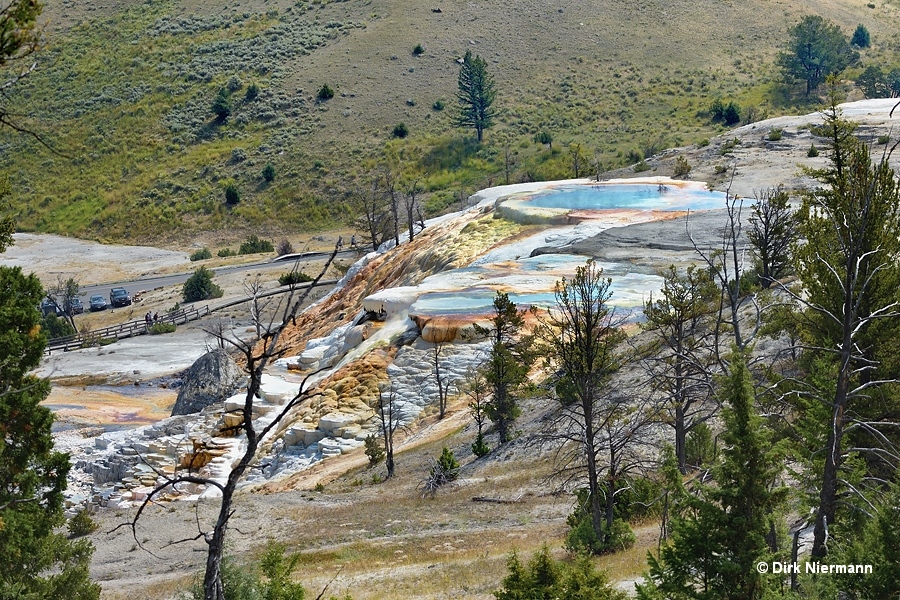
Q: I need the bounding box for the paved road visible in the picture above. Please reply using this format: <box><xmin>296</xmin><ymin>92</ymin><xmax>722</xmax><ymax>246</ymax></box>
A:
<box><xmin>75</xmin><ymin>249</ymin><xmax>359</xmax><ymax>302</ymax></box>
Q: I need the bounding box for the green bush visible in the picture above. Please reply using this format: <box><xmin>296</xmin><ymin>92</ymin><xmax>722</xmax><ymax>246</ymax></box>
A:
<box><xmin>182</xmin><ymin>266</ymin><xmax>223</xmax><ymax>302</ymax></box>
<box><xmin>878</xmin><ymin>134</ymin><xmax>891</xmax><ymax>145</ymax></box>
<box><xmin>471</xmin><ymin>433</ymin><xmax>490</xmax><ymax>458</ymax></box>
<box><xmin>633</xmin><ymin>160</ymin><xmax>651</xmax><ymax>173</ymax></box>
<box><xmin>435</xmin><ymin>447</ymin><xmax>459</xmax><ymax>481</ymax></box>
<box><xmin>278</xmin><ymin>271</ymin><xmax>312</xmax><ymax>286</ymax></box>
<box><xmin>672</xmin><ymin>156</ymin><xmax>691</xmax><ymax>177</ymax></box>
<box><xmin>392</xmin><ymin>122</ymin><xmax>409</xmax><ymax>138</ymax></box>
<box><xmin>245</xmin><ymin>82</ymin><xmax>259</xmax><ymax>101</ymax></box>
<box><xmin>364</xmin><ymin>434</ymin><xmax>384</xmax><ymax>466</ymax></box>
<box><xmin>185</xmin><ymin>544</ymin><xmax>306</xmax><ymax>600</ymax></box>
<box><xmin>412</xmin><ymin>43</ymin><xmax>424</xmax><ymax>56</ymax></box>
<box><xmin>722</xmin><ymin>101</ymin><xmax>740</xmax><ymax>125</ymax></box>
<box><xmin>41</xmin><ymin>313</ymin><xmax>75</xmax><ymax>338</ymax></box>
<box><xmin>239</xmin><ymin>235</ymin><xmax>274</xmax><ymax>255</ymax></box>
<box><xmin>495</xmin><ymin>546</ymin><xmax>626</xmax><ymax>600</ymax></box>
<box><xmin>149</xmin><ymin>322</ymin><xmax>177</xmax><ymax>334</ymax></box>
<box><xmin>224</xmin><ymin>183</ymin><xmax>240</xmax><ymax>205</ymax></box>
<box><xmin>317</xmin><ymin>83</ymin><xmax>334</xmax><ymax>101</ymax></box>
<box><xmin>564</xmin><ymin>489</ymin><xmax>635</xmax><ymax>555</ymax></box>
<box><xmin>262</xmin><ymin>163</ymin><xmax>276</xmax><ymax>182</ymax></box>
<box><xmin>432</xmin><ymin>100</ymin><xmax>444</xmax><ymax>111</ymax></box>
<box><xmin>190</xmin><ymin>248</ymin><xmax>212</xmax><ymax>261</ymax></box>
<box><xmin>68</xmin><ymin>509</ymin><xmax>99</xmax><ymax>537</ymax></box>
<box><xmin>808</xmin><ymin>143</ymin><xmax>820</xmax><ymax>157</ymax></box>
<box><xmin>852</xmin><ymin>23</ymin><xmax>871</xmax><ymax>47</ymax></box>
<box><xmin>211</xmin><ymin>88</ymin><xmax>231</xmax><ymax>123</ymax></box>
<box><xmin>767</xmin><ymin>127</ymin><xmax>783</xmax><ymax>141</ymax></box>
<box><xmin>217</xmin><ymin>248</ymin><xmax>236</xmax><ymax>258</ymax></box>
<box><xmin>686</xmin><ymin>421</ymin><xmax>716</xmax><ymax>468</ymax></box>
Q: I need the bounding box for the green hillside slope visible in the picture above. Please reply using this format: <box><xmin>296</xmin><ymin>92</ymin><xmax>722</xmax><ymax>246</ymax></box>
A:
<box><xmin>2</xmin><ymin>0</ymin><xmax>898</xmax><ymax>243</ymax></box>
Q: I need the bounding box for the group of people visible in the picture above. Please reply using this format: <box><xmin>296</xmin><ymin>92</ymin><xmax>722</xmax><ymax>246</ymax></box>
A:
<box><xmin>144</xmin><ymin>312</ymin><xmax>160</xmax><ymax>327</ymax></box>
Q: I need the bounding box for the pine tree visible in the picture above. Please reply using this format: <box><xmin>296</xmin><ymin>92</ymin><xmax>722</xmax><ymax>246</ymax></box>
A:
<box><xmin>455</xmin><ymin>50</ymin><xmax>496</xmax><ymax>142</ymax></box>
<box><xmin>637</xmin><ymin>352</ymin><xmax>785</xmax><ymax>600</ymax></box>
<box><xmin>475</xmin><ymin>292</ymin><xmax>534</xmax><ymax>444</ymax></box>
<box><xmin>0</xmin><ymin>266</ymin><xmax>100</xmax><ymax>598</ymax></box>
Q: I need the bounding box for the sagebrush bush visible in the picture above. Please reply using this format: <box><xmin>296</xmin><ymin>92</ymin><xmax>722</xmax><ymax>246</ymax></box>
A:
<box><xmin>149</xmin><ymin>322</ymin><xmax>177</xmax><ymax>334</ymax></box>
<box><xmin>392</xmin><ymin>122</ymin><xmax>409</xmax><ymax>138</ymax></box>
<box><xmin>239</xmin><ymin>235</ymin><xmax>274</xmax><ymax>254</ymax></box>
<box><xmin>217</xmin><ymin>248</ymin><xmax>236</xmax><ymax>258</ymax></box>
<box><xmin>767</xmin><ymin>128</ymin><xmax>783</xmax><ymax>141</ymax></box>
<box><xmin>278</xmin><ymin>271</ymin><xmax>312</xmax><ymax>286</ymax></box>
<box><xmin>190</xmin><ymin>247</ymin><xmax>212</xmax><ymax>261</ymax></box>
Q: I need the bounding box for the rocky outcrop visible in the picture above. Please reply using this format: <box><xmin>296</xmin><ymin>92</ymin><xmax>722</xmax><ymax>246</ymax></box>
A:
<box><xmin>171</xmin><ymin>349</ymin><xmax>244</xmax><ymax>416</ymax></box>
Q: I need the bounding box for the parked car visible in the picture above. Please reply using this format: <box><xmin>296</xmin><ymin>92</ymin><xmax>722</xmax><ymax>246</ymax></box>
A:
<box><xmin>109</xmin><ymin>287</ymin><xmax>131</xmax><ymax>307</ymax></box>
<box><xmin>89</xmin><ymin>295</ymin><xmax>108</xmax><ymax>311</ymax></box>
<box><xmin>67</xmin><ymin>297</ymin><xmax>84</xmax><ymax>315</ymax></box>
<box><xmin>40</xmin><ymin>297</ymin><xmax>64</xmax><ymax>317</ymax></box>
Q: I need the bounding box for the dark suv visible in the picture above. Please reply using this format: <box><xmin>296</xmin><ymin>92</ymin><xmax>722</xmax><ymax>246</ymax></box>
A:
<box><xmin>67</xmin><ymin>297</ymin><xmax>84</xmax><ymax>315</ymax></box>
<box><xmin>109</xmin><ymin>287</ymin><xmax>132</xmax><ymax>307</ymax></box>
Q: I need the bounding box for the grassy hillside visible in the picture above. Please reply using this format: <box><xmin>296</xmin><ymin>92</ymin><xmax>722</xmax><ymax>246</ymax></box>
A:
<box><xmin>2</xmin><ymin>0</ymin><xmax>898</xmax><ymax>244</ymax></box>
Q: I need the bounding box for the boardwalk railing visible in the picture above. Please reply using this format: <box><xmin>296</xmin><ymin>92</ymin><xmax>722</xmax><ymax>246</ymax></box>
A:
<box><xmin>46</xmin><ymin>305</ymin><xmax>210</xmax><ymax>354</ymax></box>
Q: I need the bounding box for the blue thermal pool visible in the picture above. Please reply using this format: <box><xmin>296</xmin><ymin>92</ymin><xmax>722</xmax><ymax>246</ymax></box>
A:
<box><xmin>496</xmin><ymin>180</ymin><xmax>728</xmax><ymax>224</ymax></box>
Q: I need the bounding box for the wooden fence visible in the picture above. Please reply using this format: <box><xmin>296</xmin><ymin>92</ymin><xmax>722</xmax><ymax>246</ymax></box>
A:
<box><xmin>46</xmin><ymin>305</ymin><xmax>210</xmax><ymax>354</ymax></box>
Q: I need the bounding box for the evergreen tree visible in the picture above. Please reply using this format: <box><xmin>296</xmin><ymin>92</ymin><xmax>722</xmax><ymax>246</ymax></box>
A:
<box><xmin>792</xmin><ymin>100</ymin><xmax>900</xmax><ymax>558</ymax></box>
<box><xmin>212</xmin><ymin>88</ymin><xmax>231</xmax><ymax>123</ymax></box>
<box><xmin>182</xmin><ymin>266</ymin><xmax>224</xmax><ymax>302</ymax></box>
<box><xmin>495</xmin><ymin>546</ymin><xmax>627</xmax><ymax>600</ymax></box>
<box><xmin>637</xmin><ymin>352</ymin><xmax>785</xmax><ymax>600</ymax></box>
<box><xmin>455</xmin><ymin>50</ymin><xmax>496</xmax><ymax>142</ymax></box>
<box><xmin>475</xmin><ymin>292</ymin><xmax>534</xmax><ymax>444</ymax></box>
<box><xmin>777</xmin><ymin>16</ymin><xmax>858</xmax><ymax>96</ymax></box>
<box><xmin>0</xmin><ymin>265</ymin><xmax>99</xmax><ymax>599</ymax></box>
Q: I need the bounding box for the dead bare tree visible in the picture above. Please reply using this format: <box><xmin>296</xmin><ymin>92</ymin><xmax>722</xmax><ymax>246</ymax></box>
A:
<box><xmin>48</xmin><ymin>274</ymin><xmax>80</xmax><ymax>333</ymax></box>
<box><xmin>377</xmin><ymin>384</ymin><xmax>403</xmax><ymax>479</ymax></box>
<box><xmin>352</xmin><ymin>175</ymin><xmax>392</xmax><ymax>252</ymax></box>
<box><xmin>688</xmin><ymin>180</ymin><xmax>761</xmax><ymax>356</ymax></box>
<box><xmin>116</xmin><ymin>246</ymin><xmax>339</xmax><ymax>600</ymax></box>
<box><xmin>430</xmin><ymin>339</ymin><xmax>451</xmax><ymax>419</ymax></box>
<box><xmin>382</xmin><ymin>167</ymin><xmax>401</xmax><ymax>247</ymax></box>
<box><xmin>403</xmin><ymin>177</ymin><xmax>422</xmax><ymax>243</ymax></box>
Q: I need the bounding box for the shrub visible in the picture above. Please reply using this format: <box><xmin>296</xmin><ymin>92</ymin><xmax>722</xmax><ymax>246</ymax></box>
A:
<box><xmin>471</xmin><ymin>433</ymin><xmax>490</xmax><ymax>458</ymax></box>
<box><xmin>697</xmin><ymin>138</ymin><xmax>710</xmax><ymax>147</ymax></box>
<box><xmin>722</xmin><ymin>101</ymin><xmax>741</xmax><ymax>125</ymax></box>
<box><xmin>878</xmin><ymin>134</ymin><xmax>891</xmax><ymax>145</ymax></box>
<box><xmin>41</xmin><ymin>313</ymin><xmax>74</xmax><ymax>339</ymax></box>
<box><xmin>625</xmin><ymin>148</ymin><xmax>643</xmax><ymax>164</ymax></box>
<box><xmin>68</xmin><ymin>509</ymin><xmax>99</xmax><ymax>538</ymax></box>
<box><xmin>217</xmin><ymin>247</ymin><xmax>236</xmax><ymax>258</ymax></box>
<box><xmin>230</xmin><ymin>147</ymin><xmax>247</xmax><ymax>162</ymax></box>
<box><xmin>186</xmin><ymin>544</ymin><xmax>305</xmax><ymax>600</ymax></box>
<box><xmin>767</xmin><ymin>128</ymin><xmax>783</xmax><ymax>141</ymax></box>
<box><xmin>392</xmin><ymin>122</ymin><xmax>409</xmax><ymax>138</ymax></box>
<box><xmin>633</xmin><ymin>160</ymin><xmax>650</xmax><ymax>173</ymax></box>
<box><xmin>276</xmin><ymin>238</ymin><xmax>293</xmax><ymax>256</ymax></box>
<box><xmin>278</xmin><ymin>271</ymin><xmax>312</xmax><ymax>286</ymax></box>
<box><xmin>262</xmin><ymin>163</ymin><xmax>276</xmax><ymax>182</ymax></box>
<box><xmin>564</xmin><ymin>489</ymin><xmax>635</xmax><ymax>555</ymax></box>
<box><xmin>317</xmin><ymin>83</ymin><xmax>334</xmax><ymax>101</ymax></box>
<box><xmin>432</xmin><ymin>99</ymin><xmax>445</xmax><ymax>111</ymax></box>
<box><xmin>182</xmin><ymin>266</ymin><xmax>223</xmax><ymax>302</ymax></box>
<box><xmin>224</xmin><ymin>183</ymin><xmax>240</xmax><ymax>205</ymax></box>
<box><xmin>149</xmin><ymin>322</ymin><xmax>177</xmax><ymax>334</ymax></box>
<box><xmin>239</xmin><ymin>235</ymin><xmax>274</xmax><ymax>255</ymax></box>
<box><xmin>245</xmin><ymin>82</ymin><xmax>259</xmax><ymax>101</ymax></box>
<box><xmin>710</xmin><ymin>98</ymin><xmax>725</xmax><ymax>121</ymax></box>
<box><xmin>226</xmin><ymin>75</ymin><xmax>242</xmax><ymax>92</ymax></box>
<box><xmin>495</xmin><ymin>546</ymin><xmax>626</xmax><ymax>600</ymax></box>
<box><xmin>412</xmin><ymin>43</ymin><xmax>424</xmax><ymax>56</ymax></box>
<box><xmin>364</xmin><ymin>434</ymin><xmax>384</xmax><ymax>466</ymax></box>
<box><xmin>212</xmin><ymin>88</ymin><xmax>231</xmax><ymax>122</ymax></box>
<box><xmin>190</xmin><ymin>248</ymin><xmax>212</xmax><ymax>261</ymax></box>
<box><xmin>686</xmin><ymin>421</ymin><xmax>716</xmax><ymax>469</ymax></box>
<box><xmin>533</xmin><ymin>130</ymin><xmax>553</xmax><ymax>149</ymax></box>
<box><xmin>422</xmin><ymin>447</ymin><xmax>460</xmax><ymax>497</ymax></box>
<box><xmin>852</xmin><ymin>23</ymin><xmax>871</xmax><ymax>48</ymax></box>
<box><xmin>672</xmin><ymin>155</ymin><xmax>691</xmax><ymax>177</ymax></box>
<box><xmin>808</xmin><ymin>143</ymin><xmax>820</xmax><ymax>157</ymax></box>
